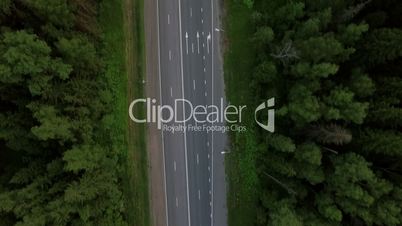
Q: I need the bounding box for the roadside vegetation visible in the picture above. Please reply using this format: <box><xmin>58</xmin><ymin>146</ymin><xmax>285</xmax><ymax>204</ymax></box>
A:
<box><xmin>0</xmin><ymin>0</ymin><xmax>148</xmax><ymax>225</ymax></box>
<box><xmin>226</xmin><ymin>0</ymin><xmax>402</xmax><ymax>225</ymax></box>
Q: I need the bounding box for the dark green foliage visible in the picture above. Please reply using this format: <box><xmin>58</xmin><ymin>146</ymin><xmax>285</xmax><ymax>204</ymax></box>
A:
<box><xmin>239</xmin><ymin>0</ymin><xmax>402</xmax><ymax>225</ymax></box>
<box><xmin>0</xmin><ymin>1</ymin><xmax>128</xmax><ymax>225</ymax></box>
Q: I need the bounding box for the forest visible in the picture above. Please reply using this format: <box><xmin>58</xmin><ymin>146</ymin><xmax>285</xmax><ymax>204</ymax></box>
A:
<box><xmin>227</xmin><ymin>0</ymin><xmax>402</xmax><ymax>225</ymax></box>
<box><xmin>0</xmin><ymin>0</ymin><xmax>129</xmax><ymax>225</ymax></box>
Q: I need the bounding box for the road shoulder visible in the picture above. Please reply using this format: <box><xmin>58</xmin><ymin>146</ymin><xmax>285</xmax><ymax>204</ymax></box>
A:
<box><xmin>144</xmin><ymin>0</ymin><xmax>168</xmax><ymax>225</ymax></box>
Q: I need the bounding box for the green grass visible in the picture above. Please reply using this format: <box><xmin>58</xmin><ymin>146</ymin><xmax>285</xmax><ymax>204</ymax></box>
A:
<box><xmin>99</xmin><ymin>0</ymin><xmax>149</xmax><ymax>225</ymax></box>
<box><xmin>224</xmin><ymin>1</ymin><xmax>259</xmax><ymax>226</ymax></box>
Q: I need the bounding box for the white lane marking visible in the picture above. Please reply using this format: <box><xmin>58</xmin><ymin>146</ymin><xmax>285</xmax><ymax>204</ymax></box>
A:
<box><xmin>204</xmin><ymin>80</ymin><xmax>207</xmax><ymax>85</ymax></box>
<box><xmin>197</xmin><ymin>153</ymin><xmax>199</xmax><ymax>165</ymax></box>
<box><xmin>193</xmin><ymin>80</ymin><xmax>196</xmax><ymax>90</ymax></box>
<box><xmin>192</xmin><ymin>43</ymin><xmax>194</xmax><ymax>53</ymax></box>
<box><xmin>208</xmin><ymin>154</ymin><xmax>210</xmax><ymax>159</ymax></box>
<box><xmin>168</xmin><ymin>14</ymin><xmax>170</xmax><ymax>25</ymax></box>
<box><xmin>204</xmin><ymin>68</ymin><xmax>206</xmax><ymax>72</ymax></box>
<box><xmin>208</xmin><ymin>166</ymin><xmax>210</xmax><ymax>171</ymax></box>
<box><xmin>209</xmin><ymin>178</ymin><xmax>211</xmax><ymax>183</ymax></box>
<box><xmin>197</xmin><ymin>32</ymin><xmax>200</xmax><ymax>54</ymax></box>
<box><xmin>201</xmin><ymin>7</ymin><xmax>203</xmax><ymax>13</ymax></box>
<box><xmin>203</xmin><ymin>56</ymin><xmax>206</xmax><ymax>60</ymax></box>
<box><xmin>211</xmin><ymin>0</ymin><xmax>215</xmax><ymax>224</ymax></box>
<box><xmin>169</xmin><ymin>50</ymin><xmax>172</xmax><ymax>61</ymax></box>
<box><xmin>156</xmin><ymin>0</ymin><xmax>169</xmax><ymax>224</ymax></box>
<box><xmin>202</xmin><ymin>31</ymin><xmax>204</xmax><ymax>36</ymax></box>
<box><xmin>176</xmin><ymin>197</ymin><xmax>179</xmax><ymax>207</ymax></box>
<box><xmin>170</xmin><ymin>87</ymin><xmax>173</xmax><ymax>97</ymax></box>
<box><xmin>202</xmin><ymin>19</ymin><xmax>204</xmax><ymax>24</ymax></box>
<box><xmin>207</xmin><ymin>32</ymin><xmax>211</xmax><ymax>54</ymax></box>
<box><xmin>207</xmin><ymin>141</ymin><xmax>210</xmax><ymax>147</ymax></box>
<box><xmin>205</xmin><ymin>92</ymin><xmax>207</xmax><ymax>97</ymax></box>
<box><xmin>174</xmin><ymin>161</ymin><xmax>177</xmax><ymax>171</ymax></box>
<box><xmin>210</xmin><ymin>201</ymin><xmax>212</xmax><ymax>206</ymax></box>
<box><xmin>198</xmin><ymin>190</ymin><xmax>201</xmax><ymax>200</ymax></box>
<box><xmin>209</xmin><ymin>190</ymin><xmax>211</xmax><ymax>195</ymax></box>
<box><xmin>203</xmin><ymin>43</ymin><xmax>205</xmax><ymax>48</ymax></box>
<box><xmin>178</xmin><ymin>0</ymin><xmax>191</xmax><ymax>224</ymax></box>
<box><xmin>190</xmin><ymin>8</ymin><xmax>192</xmax><ymax>17</ymax></box>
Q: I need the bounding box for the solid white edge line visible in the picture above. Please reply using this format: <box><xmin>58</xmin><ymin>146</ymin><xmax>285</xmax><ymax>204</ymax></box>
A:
<box><xmin>178</xmin><ymin>0</ymin><xmax>192</xmax><ymax>225</ymax></box>
<box><xmin>210</xmin><ymin>0</ymin><xmax>215</xmax><ymax>225</ymax></box>
<box><xmin>156</xmin><ymin>0</ymin><xmax>169</xmax><ymax>224</ymax></box>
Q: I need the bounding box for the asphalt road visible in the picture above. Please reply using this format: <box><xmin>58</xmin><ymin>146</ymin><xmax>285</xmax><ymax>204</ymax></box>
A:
<box><xmin>156</xmin><ymin>0</ymin><xmax>227</xmax><ymax>226</ymax></box>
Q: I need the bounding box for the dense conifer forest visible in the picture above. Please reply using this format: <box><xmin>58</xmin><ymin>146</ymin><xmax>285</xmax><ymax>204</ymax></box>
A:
<box><xmin>0</xmin><ymin>1</ymin><xmax>128</xmax><ymax>225</ymax></box>
<box><xmin>228</xmin><ymin>0</ymin><xmax>402</xmax><ymax>225</ymax></box>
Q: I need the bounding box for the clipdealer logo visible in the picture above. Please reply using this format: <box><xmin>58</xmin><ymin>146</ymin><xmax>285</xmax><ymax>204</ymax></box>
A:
<box><xmin>254</xmin><ymin>98</ymin><xmax>275</xmax><ymax>132</ymax></box>
<box><xmin>129</xmin><ymin>98</ymin><xmax>275</xmax><ymax>133</ymax></box>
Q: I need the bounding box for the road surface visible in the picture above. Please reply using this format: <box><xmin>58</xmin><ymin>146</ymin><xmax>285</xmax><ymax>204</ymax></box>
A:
<box><xmin>155</xmin><ymin>0</ymin><xmax>228</xmax><ymax>225</ymax></box>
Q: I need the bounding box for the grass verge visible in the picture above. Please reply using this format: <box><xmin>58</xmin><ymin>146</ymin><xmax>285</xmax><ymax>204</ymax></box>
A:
<box><xmin>99</xmin><ymin>0</ymin><xmax>149</xmax><ymax>225</ymax></box>
<box><xmin>224</xmin><ymin>1</ymin><xmax>259</xmax><ymax>226</ymax></box>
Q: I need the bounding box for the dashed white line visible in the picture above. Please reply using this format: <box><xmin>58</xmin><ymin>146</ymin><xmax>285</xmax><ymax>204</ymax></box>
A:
<box><xmin>190</xmin><ymin>7</ymin><xmax>193</xmax><ymax>17</ymax></box>
<box><xmin>198</xmin><ymin>190</ymin><xmax>201</xmax><ymax>200</ymax></box>
<box><xmin>207</xmin><ymin>141</ymin><xmax>210</xmax><ymax>147</ymax></box>
<box><xmin>204</xmin><ymin>80</ymin><xmax>207</xmax><ymax>85</ymax></box>
<box><xmin>202</xmin><ymin>19</ymin><xmax>204</xmax><ymax>24</ymax></box>
<box><xmin>204</xmin><ymin>68</ymin><xmax>206</xmax><ymax>72</ymax></box>
<box><xmin>170</xmin><ymin>87</ymin><xmax>173</xmax><ymax>97</ymax></box>
<box><xmin>201</xmin><ymin>7</ymin><xmax>203</xmax><ymax>13</ymax></box>
<box><xmin>205</xmin><ymin>92</ymin><xmax>207</xmax><ymax>97</ymax></box>
<box><xmin>168</xmin><ymin>14</ymin><xmax>170</xmax><ymax>24</ymax></box>
<box><xmin>169</xmin><ymin>50</ymin><xmax>172</xmax><ymax>61</ymax></box>
<box><xmin>197</xmin><ymin>153</ymin><xmax>199</xmax><ymax>165</ymax></box>
<box><xmin>192</xmin><ymin>43</ymin><xmax>194</xmax><ymax>53</ymax></box>
<box><xmin>174</xmin><ymin>161</ymin><xmax>177</xmax><ymax>172</ymax></box>
<box><xmin>193</xmin><ymin>80</ymin><xmax>196</xmax><ymax>90</ymax></box>
<box><xmin>176</xmin><ymin>197</ymin><xmax>179</xmax><ymax>207</ymax></box>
